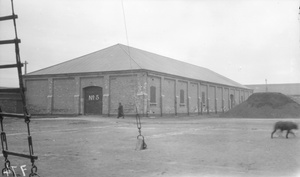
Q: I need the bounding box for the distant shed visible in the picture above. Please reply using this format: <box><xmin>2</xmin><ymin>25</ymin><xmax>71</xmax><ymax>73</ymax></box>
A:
<box><xmin>0</xmin><ymin>88</ymin><xmax>23</xmax><ymax>113</ymax></box>
<box><xmin>23</xmin><ymin>44</ymin><xmax>252</xmax><ymax>116</ymax></box>
<box><xmin>246</xmin><ymin>83</ymin><xmax>300</xmax><ymax>104</ymax></box>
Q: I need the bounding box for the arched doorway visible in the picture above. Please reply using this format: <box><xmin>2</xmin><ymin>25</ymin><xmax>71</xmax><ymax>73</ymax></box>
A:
<box><xmin>84</xmin><ymin>86</ymin><xmax>103</xmax><ymax>115</ymax></box>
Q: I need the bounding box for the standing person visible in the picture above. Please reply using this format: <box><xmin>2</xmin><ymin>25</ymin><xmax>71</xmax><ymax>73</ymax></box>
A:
<box><xmin>117</xmin><ymin>102</ymin><xmax>124</xmax><ymax>119</ymax></box>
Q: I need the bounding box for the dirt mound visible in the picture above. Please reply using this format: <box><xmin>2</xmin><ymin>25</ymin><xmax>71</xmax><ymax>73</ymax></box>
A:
<box><xmin>220</xmin><ymin>92</ymin><xmax>300</xmax><ymax>118</ymax></box>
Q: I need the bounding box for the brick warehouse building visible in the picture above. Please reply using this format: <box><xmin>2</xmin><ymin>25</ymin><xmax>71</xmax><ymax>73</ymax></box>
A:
<box><xmin>23</xmin><ymin>44</ymin><xmax>252</xmax><ymax>116</ymax></box>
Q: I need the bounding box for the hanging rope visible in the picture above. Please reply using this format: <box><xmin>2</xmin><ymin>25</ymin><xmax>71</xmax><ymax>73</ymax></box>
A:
<box><xmin>135</xmin><ymin>108</ymin><xmax>147</xmax><ymax>150</ymax></box>
<box><xmin>121</xmin><ymin>0</ymin><xmax>131</xmax><ymax>56</ymax></box>
<box><xmin>121</xmin><ymin>0</ymin><xmax>147</xmax><ymax>150</ymax></box>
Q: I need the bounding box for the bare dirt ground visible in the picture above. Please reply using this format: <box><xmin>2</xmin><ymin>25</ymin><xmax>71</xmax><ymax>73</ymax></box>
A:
<box><xmin>1</xmin><ymin>115</ymin><xmax>299</xmax><ymax>177</ymax></box>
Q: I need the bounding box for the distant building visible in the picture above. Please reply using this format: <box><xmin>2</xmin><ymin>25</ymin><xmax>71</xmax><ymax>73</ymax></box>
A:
<box><xmin>0</xmin><ymin>87</ymin><xmax>23</xmax><ymax>113</ymax></box>
<box><xmin>23</xmin><ymin>44</ymin><xmax>252</xmax><ymax>116</ymax></box>
<box><xmin>245</xmin><ymin>83</ymin><xmax>300</xmax><ymax>95</ymax></box>
<box><xmin>246</xmin><ymin>83</ymin><xmax>300</xmax><ymax>104</ymax></box>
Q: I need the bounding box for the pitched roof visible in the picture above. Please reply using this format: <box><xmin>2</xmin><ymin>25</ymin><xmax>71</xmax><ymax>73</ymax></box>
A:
<box><xmin>27</xmin><ymin>44</ymin><xmax>248</xmax><ymax>89</ymax></box>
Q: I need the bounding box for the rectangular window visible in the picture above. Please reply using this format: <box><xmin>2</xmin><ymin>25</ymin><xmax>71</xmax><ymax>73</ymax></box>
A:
<box><xmin>150</xmin><ymin>86</ymin><xmax>156</xmax><ymax>103</ymax></box>
<box><xmin>202</xmin><ymin>92</ymin><xmax>206</xmax><ymax>104</ymax></box>
<box><xmin>180</xmin><ymin>89</ymin><xmax>185</xmax><ymax>104</ymax></box>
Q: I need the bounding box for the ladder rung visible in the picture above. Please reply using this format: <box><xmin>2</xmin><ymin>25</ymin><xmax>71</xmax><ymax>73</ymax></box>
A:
<box><xmin>0</xmin><ymin>88</ymin><xmax>21</xmax><ymax>93</ymax></box>
<box><xmin>0</xmin><ymin>15</ymin><xmax>18</xmax><ymax>21</ymax></box>
<box><xmin>3</xmin><ymin>150</ymin><xmax>38</xmax><ymax>160</ymax></box>
<box><xmin>0</xmin><ymin>39</ymin><xmax>21</xmax><ymax>45</ymax></box>
<box><xmin>0</xmin><ymin>63</ymin><xmax>23</xmax><ymax>69</ymax></box>
<box><xmin>0</xmin><ymin>112</ymin><xmax>30</xmax><ymax>119</ymax></box>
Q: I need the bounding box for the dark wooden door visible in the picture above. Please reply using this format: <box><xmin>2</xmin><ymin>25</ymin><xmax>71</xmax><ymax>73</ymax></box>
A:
<box><xmin>84</xmin><ymin>86</ymin><xmax>103</xmax><ymax>115</ymax></box>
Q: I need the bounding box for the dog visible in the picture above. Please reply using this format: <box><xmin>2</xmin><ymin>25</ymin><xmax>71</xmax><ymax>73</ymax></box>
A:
<box><xmin>271</xmin><ymin>121</ymin><xmax>298</xmax><ymax>139</ymax></box>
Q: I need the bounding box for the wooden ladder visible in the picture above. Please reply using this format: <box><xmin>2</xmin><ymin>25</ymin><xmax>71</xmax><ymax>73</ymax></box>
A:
<box><xmin>0</xmin><ymin>0</ymin><xmax>39</xmax><ymax>176</ymax></box>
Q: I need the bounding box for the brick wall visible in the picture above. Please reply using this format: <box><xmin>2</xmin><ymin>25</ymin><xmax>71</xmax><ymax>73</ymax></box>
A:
<box><xmin>223</xmin><ymin>88</ymin><xmax>229</xmax><ymax>111</ymax></box>
<box><xmin>0</xmin><ymin>93</ymin><xmax>22</xmax><ymax>113</ymax></box>
<box><xmin>216</xmin><ymin>87</ymin><xmax>222</xmax><ymax>112</ymax></box>
<box><xmin>189</xmin><ymin>82</ymin><xmax>198</xmax><ymax>114</ymax></box>
<box><xmin>208</xmin><ymin>85</ymin><xmax>215</xmax><ymax>113</ymax></box>
<box><xmin>163</xmin><ymin>78</ymin><xmax>176</xmax><ymax>115</ymax></box>
<box><xmin>229</xmin><ymin>89</ymin><xmax>235</xmax><ymax>108</ymax></box>
<box><xmin>147</xmin><ymin>76</ymin><xmax>161</xmax><ymax>115</ymax></box>
<box><xmin>177</xmin><ymin>81</ymin><xmax>188</xmax><ymax>114</ymax></box>
<box><xmin>110</xmin><ymin>75</ymin><xmax>138</xmax><ymax>115</ymax></box>
<box><xmin>24</xmin><ymin>71</ymin><xmax>252</xmax><ymax>116</ymax></box>
<box><xmin>52</xmin><ymin>78</ymin><xmax>76</xmax><ymax>114</ymax></box>
<box><xmin>200</xmin><ymin>84</ymin><xmax>208</xmax><ymax>113</ymax></box>
<box><xmin>26</xmin><ymin>79</ymin><xmax>49</xmax><ymax>114</ymax></box>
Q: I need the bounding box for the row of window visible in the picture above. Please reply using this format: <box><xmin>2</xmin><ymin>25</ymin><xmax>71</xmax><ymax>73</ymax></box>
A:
<box><xmin>150</xmin><ymin>86</ymin><xmax>191</xmax><ymax>104</ymax></box>
<box><xmin>150</xmin><ymin>86</ymin><xmax>246</xmax><ymax>105</ymax></box>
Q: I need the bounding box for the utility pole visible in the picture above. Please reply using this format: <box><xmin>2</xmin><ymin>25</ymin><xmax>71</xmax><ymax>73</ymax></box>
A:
<box><xmin>23</xmin><ymin>60</ymin><xmax>28</xmax><ymax>74</ymax></box>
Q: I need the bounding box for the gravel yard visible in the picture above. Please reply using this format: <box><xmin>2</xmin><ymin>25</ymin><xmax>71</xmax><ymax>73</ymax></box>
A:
<box><xmin>1</xmin><ymin>116</ymin><xmax>299</xmax><ymax>177</ymax></box>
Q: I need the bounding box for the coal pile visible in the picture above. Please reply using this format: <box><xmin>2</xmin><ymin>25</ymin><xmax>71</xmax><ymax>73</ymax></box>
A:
<box><xmin>220</xmin><ymin>92</ymin><xmax>300</xmax><ymax>118</ymax></box>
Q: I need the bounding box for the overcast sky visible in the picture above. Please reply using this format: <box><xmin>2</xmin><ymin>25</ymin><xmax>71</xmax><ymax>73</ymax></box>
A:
<box><xmin>0</xmin><ymin>0</ymin><xmax>299</xmax><ymax>87</ymax></box>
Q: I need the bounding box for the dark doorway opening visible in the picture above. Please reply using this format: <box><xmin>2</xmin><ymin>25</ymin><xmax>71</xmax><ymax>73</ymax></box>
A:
<box><xmin>84</xmin><ymin>86</ymin><xmax>103</xmax><ymax>115</ymax></box>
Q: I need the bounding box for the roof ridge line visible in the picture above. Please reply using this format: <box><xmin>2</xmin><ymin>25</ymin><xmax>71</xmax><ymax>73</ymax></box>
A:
<box><xmin>118</xmin><ymin>44</ymin><xmax>143</xmax><ymax>70</ymax></box>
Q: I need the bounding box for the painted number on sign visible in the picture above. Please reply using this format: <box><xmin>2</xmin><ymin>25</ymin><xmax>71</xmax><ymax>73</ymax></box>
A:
<box><xmin>88</xmin><ymin>94</ymin><xmax>100</xmax><ymax>101</ymax></box>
